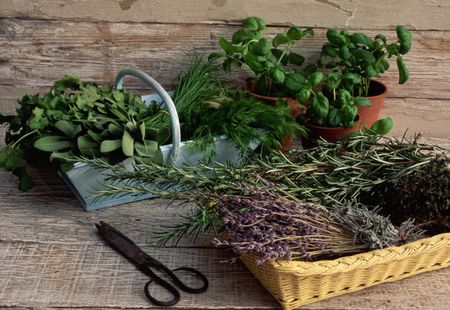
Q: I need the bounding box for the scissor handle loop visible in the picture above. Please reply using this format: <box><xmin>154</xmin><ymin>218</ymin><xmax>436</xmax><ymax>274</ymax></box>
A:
<box><xmin>170</xmin><ymin>266</ymin><xmax>209</xmax><ymax>293</ymax></box>
<box><xmin>143</xmin><ymin>268</ymin><xmax>180</xmax><ymax>306</ymax></box>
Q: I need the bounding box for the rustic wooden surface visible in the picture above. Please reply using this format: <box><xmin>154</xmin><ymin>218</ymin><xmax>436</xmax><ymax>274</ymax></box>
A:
<box><xmin>1</xmin><ymin>1</ymin><xmax>450</xmax><ymax>309</ymax></box>
<box><xmin>0</xmin><ymin>166</ymin><xmax>449</xmax><ymax>310</ymax></box>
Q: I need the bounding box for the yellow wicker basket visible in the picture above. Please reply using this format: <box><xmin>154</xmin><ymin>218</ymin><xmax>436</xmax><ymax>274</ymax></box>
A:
<box><xmin>240</xmin><ymin>233</ymin><xmax>450</xmax><ymax>310</ymax></box>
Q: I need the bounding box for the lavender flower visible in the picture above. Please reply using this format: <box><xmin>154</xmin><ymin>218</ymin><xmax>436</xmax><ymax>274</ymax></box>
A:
<box><xmin>211</xmin><ymin>184</ymin><xmax>363</xmax><ymax>264</ymax></box>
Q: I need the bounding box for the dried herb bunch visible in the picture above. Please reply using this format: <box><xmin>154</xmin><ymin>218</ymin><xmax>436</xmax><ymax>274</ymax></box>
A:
<box><xmin>82</xmin><ymin>133</ymin><xmax>446</xmax><ymax>260</ymax></box>
<box><xmin>364</xmin><ymin>157</ymin><xmax>449</xmax><ymax>234</ymax></box>
<box><xmin>212</xmin><ymin>185</ymin><xmax>366</xmax><ymax>264</ymax></box>
<box><xmin>247</xmin><ymin>133</ymin><xmax>448</xmax><ymax>207</ymax></box>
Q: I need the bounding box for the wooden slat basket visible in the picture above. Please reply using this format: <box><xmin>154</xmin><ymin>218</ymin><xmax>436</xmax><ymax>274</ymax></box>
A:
<box><xmin>240</xmin><ymin>233</ymin><xmax>450</xmax><ymax>310</ymax></box>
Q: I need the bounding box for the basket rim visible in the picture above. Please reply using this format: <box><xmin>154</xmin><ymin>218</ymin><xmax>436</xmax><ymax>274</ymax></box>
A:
<box><xmin>243</xmin><ymin>232</ymin><xmax>450</xmax><ymax>275</ymax></box>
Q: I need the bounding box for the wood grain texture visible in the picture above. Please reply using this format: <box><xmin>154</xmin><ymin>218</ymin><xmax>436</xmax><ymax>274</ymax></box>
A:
<box><xmin>0</xmin><ymin>2</ymin><xmax>450</xmax><ymax>308</ymax></box>
<box><xmin>0</xmin><ymin>167</ymin><xmax>449</xmax><ymax>310</ymax></box>
<box><xmin>1</xmin><ymin>0</ymin><xmax>450</xmax><ymax>31</ymax></box>
<box><xmin>1</xmin><ymin>19</ymin><xmax>450</xmax><ymax>106</ymax></box>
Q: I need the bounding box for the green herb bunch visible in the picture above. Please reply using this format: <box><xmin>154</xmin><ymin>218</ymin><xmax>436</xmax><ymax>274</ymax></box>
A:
<box><xmin>209</xmin><ymin>16</ymin><xmax>314</xmax><ymax>97</ymax></box>
<box><xmin>82</xmin><ymin>132</ymin><xmax>444</xmax><ymax>250</ymax></box>
<box><xmin>162</xmin><ymin>57</ymin><xmax>307</xmax><ymax>158</ymax></box>
<box><xmin>318</xmin><ymin>26</ymin><xmax>412</xmax><ymax>97</ymax></box>
<box><xmin>185</xmin><ymin>90</ymin><xmax>307</xmax><ymax>158</ymax></box>
<box><xmin>0</xmin><ymin>75</ymin><xmax>169</xmax><ymax>190</ymax></box>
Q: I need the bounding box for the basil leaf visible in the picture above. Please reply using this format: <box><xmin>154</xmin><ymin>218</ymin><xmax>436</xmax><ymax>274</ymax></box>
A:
<box><xmin>369</xmin><ymin>117</ymin><xmax>393</xmax><ymax>135</ymax></box>
<box><xmin>396</xmin><ymin>57</ymin><xmax>410</xmax><ymax>84</ymax></box>
<box><xmin>288</xmin><ymin>52</ymin><xmax>305</xmax><ymax>66</ymax></box>
<box><xmin>272</xmin><ymin>33</ymin><xmax>290</xmax><ymax>48</ymax></box>
<box><xmin>353</xmin><ymin>97</ymin><xmax>371</xmax><ymax>107</ymax></box>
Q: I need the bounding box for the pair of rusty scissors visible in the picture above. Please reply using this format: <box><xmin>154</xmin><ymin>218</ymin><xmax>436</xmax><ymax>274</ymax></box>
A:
<box><xmin>95</xmin><ymin>221</ymin><xmax>208</xmax><ymax>306</ymax></box>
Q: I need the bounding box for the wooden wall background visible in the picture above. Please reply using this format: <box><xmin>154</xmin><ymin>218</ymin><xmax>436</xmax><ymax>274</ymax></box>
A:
<box><xmin>1</xmin><ymin>0</ymin><xmax>449</xmax><ymax>146</ymax></box>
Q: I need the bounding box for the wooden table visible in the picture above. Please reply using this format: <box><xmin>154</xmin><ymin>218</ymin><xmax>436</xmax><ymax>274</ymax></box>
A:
<box><xmin>0</xmin><ymin>163</ymin><xmax>449</xmax><ymax>310</ymax></box>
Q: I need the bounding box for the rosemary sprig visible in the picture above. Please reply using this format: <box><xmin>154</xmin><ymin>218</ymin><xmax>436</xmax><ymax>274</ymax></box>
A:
<box><xmin>80</xmin><ymin>133</ymin><xmax>446</xmax><ymax>250</ymax></box>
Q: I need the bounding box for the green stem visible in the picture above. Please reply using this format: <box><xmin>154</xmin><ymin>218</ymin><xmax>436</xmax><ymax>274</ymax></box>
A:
<box><xmin>11</xmin><ymin>130</ymin><xmax>39</xmax><ymax>149</ymax></box>
<box><xmin>276</xmin><ymin>41</ymin><xmax>294</xmax><ymax>66</ymax></box>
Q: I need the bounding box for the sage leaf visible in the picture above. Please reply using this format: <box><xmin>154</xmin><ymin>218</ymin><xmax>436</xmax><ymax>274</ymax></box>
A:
<box><xmin>139</xmin><ymin>121</ymin><xmax>146</xmax><ymax>140</ymax></box>
<box><xmin>87</xmin><ymin>130</ymin><xmax>103</xmax><ymax>143</ymax></box>
<box><xmin>112</xmin><ymin>90</ymin><xmax>125</xmax><ymax>102</ymax></box>
<box><xmin>135</xmin><ymin>140</ymin><xmax>158</xmax><ymax>157</ymax></box>
<box><xmin>122</xmin><ymin>130</ymin><xmax>134</xmax><ymax>156</ymax></box>
<box><xmin>156</xmin><ymin>127</ymin><xmax>171</xmax><ymax>145</ymax></box>
<box><xmin>107</xmin><ymin>122</ymin><xmax>123</xmax><ymax>135</ymax></box>
<box><xmin>77</xmin><ymin>135</ymin><xmax>99</xmax><ymax>155</ymax></box>
<box><xmin>100</xmin><ymin>139</ymin><xmax>122</xmax><ymax>153</ymax></box>
<box><xmin>34</xmin><ymin>136</ymin><xmax>73</xmax><ymax>152</ymax></box>
<box><xmin>55</xmin><ymin>120</ymin><xmax>78</xmax><ymax>138</ymax></box>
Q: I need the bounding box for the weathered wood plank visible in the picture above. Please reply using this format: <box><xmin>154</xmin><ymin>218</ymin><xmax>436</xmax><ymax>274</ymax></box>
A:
<box><xmin>0</xmin><ymin>141</ymin><xmax>449</xmax><ymax>310</ymax></box>
<box><xmin>0</xmin><ymin>242</ymin><xmax>278</xmax><ymax>309</ymax></box>
<box><xmin>1</xmin><ymin>19</ymin><xmax>449</xmax><ymax>105</ymax></box>
<box><xmin>0</xmin><ymin>241</ymin><xmax>449</xmax><ymax>309</ymax></box>
<box><xmin>1</xmin><ymin>0</ymin><xmax>450</xmax><ymax>31</ymax></box>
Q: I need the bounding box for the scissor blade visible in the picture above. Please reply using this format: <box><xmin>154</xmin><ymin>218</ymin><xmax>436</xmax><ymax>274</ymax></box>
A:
<box><xmin>95</xmin><ymin>221</ymin><xmax>151</xmax><ymax>267</ymax></box>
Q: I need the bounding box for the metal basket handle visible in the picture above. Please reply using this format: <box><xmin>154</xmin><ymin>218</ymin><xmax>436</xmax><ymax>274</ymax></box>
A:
<box><xmin>114</xmin><ymin>69</ymin><xmax>181</xmax><ymax>164</ymax></box>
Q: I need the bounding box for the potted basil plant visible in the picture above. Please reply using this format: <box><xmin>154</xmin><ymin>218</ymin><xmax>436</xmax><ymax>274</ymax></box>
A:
<box><xmin>297</xmin><ymin>71</ymin><xmax>372</xmax><ymax>142</ymax></box>
<box><xmin>209</xmin><ymin>16</ymin><xmax>315</xmax><ymax>120</ymax></box>
<box><xmin>318</xmin><ymin>26</ymin><xmax>412</xmax><ymax>126</ymax></box>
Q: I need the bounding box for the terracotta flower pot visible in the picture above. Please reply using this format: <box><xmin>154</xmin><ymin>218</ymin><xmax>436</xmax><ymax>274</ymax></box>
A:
<box><xmin>358</xmin><ymin>80</ymin><xmax>387</xmax><ymax>127</ymax></box>
<box><xmin>303</xmin><ymin>119</ymin><xmax>361</xmax><ymax>147</ymax></box>
<box><xmin>243</xmin><ymin>83</ymin><xmax>304</xmax><ymax>119</ymax></box>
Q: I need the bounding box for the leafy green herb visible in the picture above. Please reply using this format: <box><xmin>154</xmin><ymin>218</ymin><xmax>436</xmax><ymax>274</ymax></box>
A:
<box><xmin>209</xmin><ymin>16</ymin><xmax>313</xmax><ymax>97</ymax></box>
<box><xmin>318</xmin><ymin>26</ymin><xmax>412</xmax><ymax>96</ymax></box>
<box><xmin>0</xmin><ymin>75</ymin><xmax>168</xmax><ymax>190</ymax></box>
<box><xmin>82</xmin><ymin>132</ymin><xmax>445</xmax><ymax>248</ymax></box>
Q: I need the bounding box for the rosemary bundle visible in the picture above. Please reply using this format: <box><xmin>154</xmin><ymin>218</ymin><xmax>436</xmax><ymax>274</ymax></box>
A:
<box><xmin>82</xmin><ymin>133</ymin><xmax>446</xmax><ymax>261</ymax></box>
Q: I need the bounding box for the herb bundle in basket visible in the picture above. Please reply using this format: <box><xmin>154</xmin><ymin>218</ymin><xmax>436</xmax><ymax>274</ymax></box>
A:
<box><xmin>84</xmin><ymin>132</ymin><xmax>447</xmax><ymax>261</ymax></box>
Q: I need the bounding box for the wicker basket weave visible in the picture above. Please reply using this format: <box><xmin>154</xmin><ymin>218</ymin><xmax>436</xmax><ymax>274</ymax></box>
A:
<box><xmin>240</xmin><ymin>233</ymin><xmax>450</xmax><ymax>310</ymax></box>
